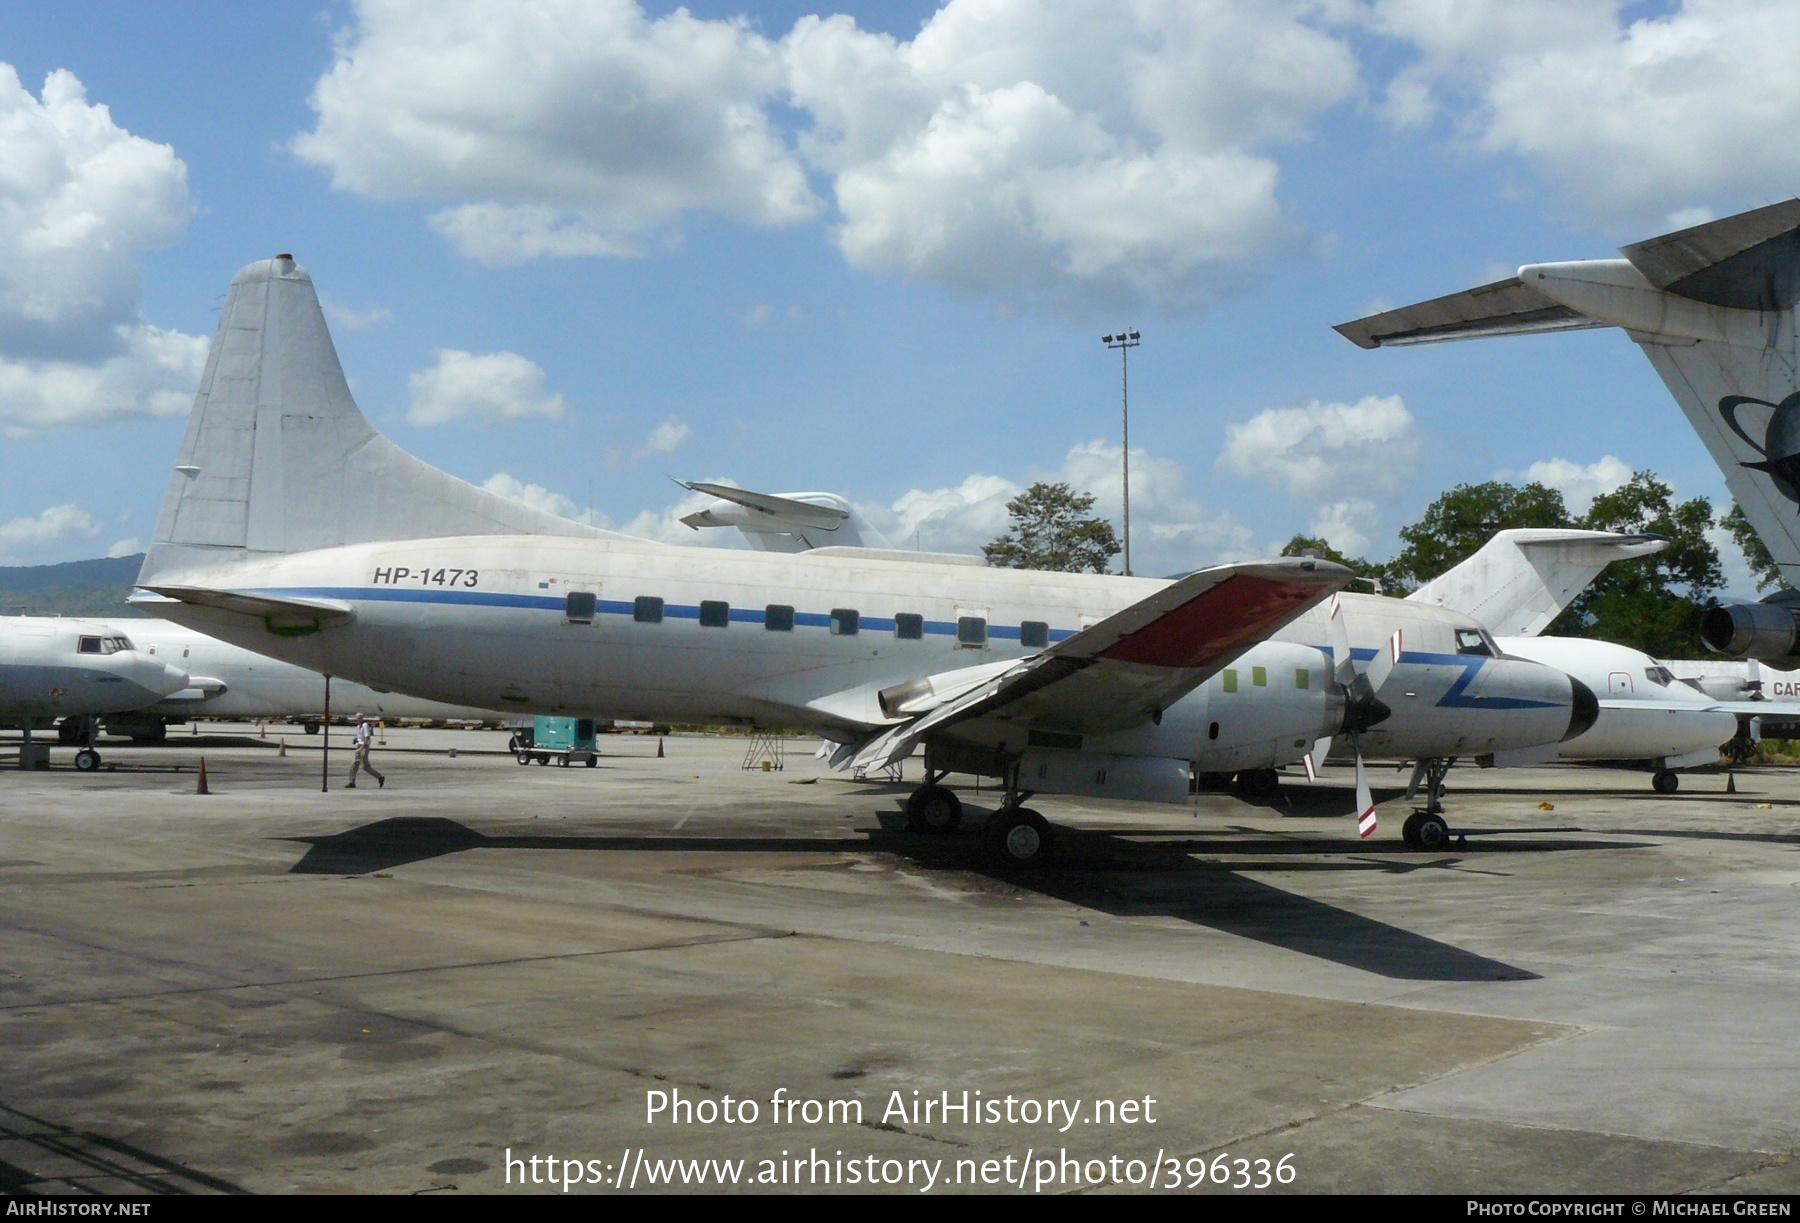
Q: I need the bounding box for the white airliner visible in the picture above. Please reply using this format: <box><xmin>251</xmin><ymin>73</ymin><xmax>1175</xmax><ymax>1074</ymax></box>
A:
<box><xmin>1</xmin><ymin>616</ymin><xmax>188</xmax><ymax>769</ymax></box>
<box><xmin>1337</xmin><ymin>199</ymin><xmax>1800</xmax><ymax>669</ymax></box>
<box><xmin>46</xmin><ymin>618</ymin><xmax>504</xmax><ymax>742</ymax></box>
<box><xmin>127</xmin><ymin>256</ymin><xmax>1593</xmax><ymax>861</ymax></box>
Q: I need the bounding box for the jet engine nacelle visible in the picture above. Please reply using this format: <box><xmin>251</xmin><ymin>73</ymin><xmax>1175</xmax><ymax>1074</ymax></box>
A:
<box><xmin>1700</xmin><ymin>600</ymin><xmax>1800</xmax><ymax>662</ymax></box>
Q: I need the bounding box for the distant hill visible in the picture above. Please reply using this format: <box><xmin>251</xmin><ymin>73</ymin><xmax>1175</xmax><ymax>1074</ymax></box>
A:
<box><xmin>0</xmin><ymin>554</ymin><xmax>147</xmax><ymax>618</ymax></box>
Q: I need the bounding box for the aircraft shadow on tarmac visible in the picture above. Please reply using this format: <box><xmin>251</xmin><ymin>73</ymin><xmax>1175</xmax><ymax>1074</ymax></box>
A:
<box><xmin>278</xmin><ymin>806</ymin><xmax>1655</xmax><ymax>983</ymax></box>
<box><xmin>0</xmin><ymin>1101</ymin><xmax>247</xmax><ymax>1195</ymax></box>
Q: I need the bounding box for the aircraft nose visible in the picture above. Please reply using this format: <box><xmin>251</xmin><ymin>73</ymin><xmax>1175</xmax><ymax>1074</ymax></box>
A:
<box><xmin>1563</xmin><ymin>677</ymin><xmax>1599</xmax><ymax>741</ymax></box>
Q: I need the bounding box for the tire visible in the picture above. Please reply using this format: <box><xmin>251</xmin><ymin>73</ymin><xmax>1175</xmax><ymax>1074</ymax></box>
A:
<box><xmin>1652</xmin><ymin>769</ymin><xmax>1679</xmax><ymax>795</ymax></box>
<box><xmin>536</xmin><ymin>753</ymin><xmax>548</xmax><ymax>765</ymax></box>
<box><xmin>905</xmin><ymin>785</ymin><xmax>963</xmax><ymax>833</ymax></box>
<box><xmin>1234</xmin><ymin>767</ymin><xmax>1280</xmax><ymax>797</ymax></box>
<box><xmin>304</xmin><ymin>721</ymin><xmax>320</xmax><ymax>736</ymax></box>
<box><xmin>1402</xmin><ymin>812</ymin><xmax>1425</xmax><ymax>847</ymax></box>
<box><xmin>989</xmin><ymin>807</ymin><xmax>1052</xmax><ymax>865</ymax></box>
<box><xmin>516</xmin><ymin>751</ymin><xmax>532</xmax><ymax>766</ymax></box>
<box><xmin>74</xmin><ymin>748</ymin><xmax>101</xmax><ymax>772</ymax></box>
<box><xmin>558</xmin><ymin>755</ymin><xmax>569</xmax><ymax>767</ymax></box>
<box><xmin>585</xmin><ymin>756</ymin><xmax>597</xmax><ymax>768</ymax></box>
<box><xmin>1415</xmin><ymin>814</ymin><xmax>1450</xmax><ymax>850</ymax></box>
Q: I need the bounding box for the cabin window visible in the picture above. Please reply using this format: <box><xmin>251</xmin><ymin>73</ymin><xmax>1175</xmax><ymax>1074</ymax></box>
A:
<box><xmin>1208</xmin><ymin>721</ymin><xmax>1220</xmax><ymax>740</ymax></box>
<box><xmin>765</xmin><ymin>604</ymin><xmax>794</xmax><ymax>632</ymax></box>
<box><xmin>634</xmin><ymin>596</ymin><xmax>663</xmax><ymax>624</ymax></box>
<box><xmin>1455</xmin><ymin>629</ymin><xmax>1493</xmax><ymax>657</ymax></box>
<box><xmin>565</xmin><ymin>591</ymin><xmax>597</xmax><ymax>623</ymax></box>
<box><xmin>830</xmin><ymin>608</ymin><xmax>859</xmax><ymax>636</ymax></box>
<box><xmin>1295</xmin><ymin>669</ymin><xmax>1309</xmax><ymax>690</ymax></box>
<box><xmin>1251</xmin><ymin>666</ymin><xmax>1267</xmax><ymax>687</ymax></box>
<box><xmin>699</xmin><ymin>600</ymin><xmax>729</xmax><ymax>628</ymax></box>
<box><xmin>894</xmin><ymin>613</ymin><xmax>923</xmax><ymax>640</ymax></box>
<box><xmin>1222</xmin><ymin>669</ymin><xmax>1237</xmax><ymax>693</ymax></box>
<box><xmin>77</xmin><ymin>636</ymin><xmax>102</xmax><ymax>654</ymax></box>
<box><xmin>957</xmin><ymin>616</ymin><xmax>987</xmax><ymax>647</ymax></box>
<box><xmin>1020</xmin><ymin>620</ymin><xmax>1049</xmax><ymax>649</ymax></box>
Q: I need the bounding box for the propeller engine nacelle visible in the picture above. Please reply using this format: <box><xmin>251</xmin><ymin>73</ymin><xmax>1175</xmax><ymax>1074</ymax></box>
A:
<box><xmin>1699</xmin><ymin>599</ymin><xmax>1800</xmax><ymax>663</ymax></box>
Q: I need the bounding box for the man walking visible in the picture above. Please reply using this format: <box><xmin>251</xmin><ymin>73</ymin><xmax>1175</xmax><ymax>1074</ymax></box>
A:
<box><xmin>346</xmin><ymin>713</ymin><xmax>386</xmax><ymax>788</ymax></box>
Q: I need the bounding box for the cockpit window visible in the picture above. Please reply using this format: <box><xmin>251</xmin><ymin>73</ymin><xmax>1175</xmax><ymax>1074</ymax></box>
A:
<box><xmin>1454</xmin><ymin>629</ymin><xmax>1494</xmax><ymax>657</ymax></box>
<box><xmin>76</xmin><ymin>635</ymin><xmax>132</xmax><ymax>655</ymax></box>
<box><xmin>77</xmin><ymin>636</ymin><xmax>101</xmax><ymax>654</ymax></box>
<box><xmin>109</xmin><ymin>636</ymin><xmax>132</xmax><ymax>653</ymax></box>
<box><xmin>1645</xmin><ymin>665</ymin><xmax>1674</xmax><ymax>687</ymax></box>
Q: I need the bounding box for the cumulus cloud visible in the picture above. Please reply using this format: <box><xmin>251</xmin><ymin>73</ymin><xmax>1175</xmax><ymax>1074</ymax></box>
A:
<box><xmin>0</xmin><ymin>65</ymin><xmax>205</xmax><ymax>431</ymax></box>
<box><xmin>1309</xmin><ymin>498</ymin><xmax>1380</xmax><ymax>557</ymax></box>
<box><xmin>407</xmin><ymin>349</ymin><xmax>569</xmax><ymax>426</ymax></box>
<box><xmin>1219</xmin><ymin>394</ymin><xmax>1420</xmax><ymax>500</ymax></box>
<box><xmin>295</xmin><ymin>0</ymin><xmax>818</xmax><ymax>264</ymax></box>
<box><xmin>1366</xmin><ymin>0</ymin><xmax>1800</xmax><ymax>226</ymax></box>
<box><xmin>1518</xmin><ymin>454</ymin><xmax>1633</xmax><ymax>515</ymax></box>
<box><xmin>605</xmin><ymin>415</ymin><xmax>694</xmax><ymax>469</ymax></box>
<box><xmin>855</xmin><ymin>439</ymin><xmax>1255</xmax><ymax>573</ymax></box>
<box><xmin>106</xmin><ymin>536</ymin><xmax>141</xmax><ymax>558</ymax></box>
<box><xmin>0</xmin><ymin>503</ymin><xmax>102</xmax><ymax>563</ymax></box>
<box><xmin>320</xmin><ymin>298</ymin><xmax>394</xmax><ymax>330</ymax></box>
<box><xmin>295</xmin><ymin>1</ymin><xmax>1358</xmax><ymax>311</ymax></box>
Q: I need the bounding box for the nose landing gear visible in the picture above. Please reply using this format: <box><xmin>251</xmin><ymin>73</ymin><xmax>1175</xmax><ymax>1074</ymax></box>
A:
<box><xmin>1401</xmin><ymin>758</ymin><xmax>1458</xmax><ymax>849</ymax></box>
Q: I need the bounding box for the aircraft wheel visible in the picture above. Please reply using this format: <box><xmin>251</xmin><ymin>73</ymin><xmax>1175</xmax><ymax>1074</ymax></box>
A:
<box><xmin>1652</xmin><ymin>769</ymin><xmax>1679</xmax><ymax>795</ymax></box>
<box><xmin>1402</xmin><ymin>812</ymin><xmax>1424</xmax><ymax>847</ymax></box>
<box><xmin>1234</xmin><ymin>768</ymin><xmax>1280</xmax><ymax>797</ymax></box>
<box><xmin>74</xmin><ymin>748</ymin><xmax>101</xmax><ymax>772</ymax></box>
<box><xmin>989</xmin><ymin>807</ymin><xmax>1051</xmax><ymax>866</ymax></box>
<box><xmin>1414</xmin><ymin>813</ymin><xmax>1450</xmax><ymax>850</ymax></box>
<box><xmin>905</xmin><ymin>785</ymin><xmax>963</xmax><ymax>833</ymax></box>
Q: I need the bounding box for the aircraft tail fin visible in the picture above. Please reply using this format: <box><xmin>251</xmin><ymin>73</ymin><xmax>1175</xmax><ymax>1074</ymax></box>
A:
<box><xmin>1405</xmin><ymin>529</ymin><xmax>1665</xmax><ymax>636</ymax></box>
<box><xmin>1338</xmin><ymin>200</ymin><xmax>1800</xmax><ymax>590</ymax></box>
<box><xmin>140</xmin><ymin>255</ymin><xmax>608</xmax><ymax>587</ymax></box>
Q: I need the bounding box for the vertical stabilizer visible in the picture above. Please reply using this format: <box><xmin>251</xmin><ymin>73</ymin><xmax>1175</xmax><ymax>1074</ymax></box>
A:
<box><xmin>1406</xmin><ymin>529</ymin><xmax>1666</xmax><ymax>636</ymax></box>
<box><xmin>141</xmin><ymin>255</ymin><xmax>608</xmax><ymax>585</ymax></box>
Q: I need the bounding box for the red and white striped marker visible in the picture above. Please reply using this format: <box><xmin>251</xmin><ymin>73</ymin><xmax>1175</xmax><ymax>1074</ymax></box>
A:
<box><xmin>1357</xmin><ymin>806</ymin><xmax>1378</xmax><ymax>838</ymax></box>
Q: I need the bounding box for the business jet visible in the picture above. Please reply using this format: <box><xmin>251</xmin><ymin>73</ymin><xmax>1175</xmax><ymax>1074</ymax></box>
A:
<box><xmin>127</xmin><ymin>256</ymin><xmax>1593</xmax><ymax>861</ymax></box>
<box><xmin>1338</xmin><ymin>199</ymin><xmax>1800</xmax><ymax>671</ymax></box>
<box><xmin>1</xmin><ymin>616</ymin><xmax>188</xmax><ymax>769</ymax></box>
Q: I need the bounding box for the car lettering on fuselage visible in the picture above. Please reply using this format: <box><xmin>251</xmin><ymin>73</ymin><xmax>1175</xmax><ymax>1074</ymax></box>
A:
<box><xmin>371</xmin><ymin>567</ymin><xmax>479</xmax><ymax>588</ymax></box>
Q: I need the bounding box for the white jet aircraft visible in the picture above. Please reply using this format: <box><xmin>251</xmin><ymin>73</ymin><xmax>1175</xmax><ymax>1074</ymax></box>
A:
<box><xmin>0</xmin><ymin>617</ymin><xmax>188</xmax><ymax>770</ymax></box>
<box><xmin>1407</xmin><ymin>528</ymin><xmax>1800</xmax><ymax>791</ymax></box>
<box><xmin>1337</xmin><ymin>199</ymin><xmax>1800</xmax><ymax>669</ymax></box>
<box><xmin>44</xmin><ymin>618</ymin><xmax>504</xmax><ymax>743</ymax></box>
<box><xmin>127</xmin><ymin>256</ymin><xmax>1594</xmax><ymax>861</ymax></box>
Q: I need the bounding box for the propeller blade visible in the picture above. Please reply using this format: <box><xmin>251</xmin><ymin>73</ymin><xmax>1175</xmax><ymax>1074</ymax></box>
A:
<box><xmin>1326</xmin><ymin>595</ymin><xmax>1355</xmax><ymax>688</ymax></box>
<box><xmin>1365</xmin><ymin>628</ymin><xmax>1403</xmax><ymax>693</ymax></box>
<box><xmin>1303</xmin><ymin>735</ymin><xmax>1334</xmax><ymax>781</ymax></box>
<box><xmin>1747</xmin><ymin>658</ymin><xmax>1763</xmax><ymax>698</ymax></box>
<box><xmin>1352</xmin><ymin>733</ymin><xmax>1377</xmax><ymax>838</ymax></box>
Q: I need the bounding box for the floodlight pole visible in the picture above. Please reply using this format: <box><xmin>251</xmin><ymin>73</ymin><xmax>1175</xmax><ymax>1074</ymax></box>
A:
<box><xmin>1102</xmin><ymin>330</ymin><xmax>1140</xmax><ymax>576</ymax></box>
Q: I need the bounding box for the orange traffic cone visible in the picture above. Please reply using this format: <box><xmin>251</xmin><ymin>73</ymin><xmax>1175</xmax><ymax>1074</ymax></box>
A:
<box><xmin>657</xmin><ymin>737</ymin><xmax>665</xmax><ymax>758</ymax></box>
<box><xmin>196</xmin><ymin>757</ymin><xmax>210</xmax><ymax>796</ymax></box>
<box><xmin>259</xmin><ymin>723</ymin><xmax>266</xmax><ymax>739</ymax></box>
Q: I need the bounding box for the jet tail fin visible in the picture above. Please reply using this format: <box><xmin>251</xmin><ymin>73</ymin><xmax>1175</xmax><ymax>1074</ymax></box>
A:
<box><xmin>140</xmin><ymin>255</ymin><xmax>609</xmax><ymax>588</ymax></box>
<box><xmin>1339</xmin><ymin>200</ymin><xmax>1800</xmax><ymax>590</ymax></box>
<box><xmin>1405</xmin><ymin>529</ymin><xmax>1665</xmax><ymax>636</ymax></box>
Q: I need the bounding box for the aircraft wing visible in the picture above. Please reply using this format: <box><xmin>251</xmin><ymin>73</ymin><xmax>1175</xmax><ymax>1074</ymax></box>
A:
<box><xmin>137</xmin><ymin>585</ymin><xmax>355</xmax><ymax>631</ymax></box>
<box><xmin>1601</xmin><ymin>698</ymin><xmax>1800</xmax><ymax>718</ymax></box>
<box><xmin>846</xmin><ymin>558</ymin><xmax>1351</xmax><ymax>772</ymax></box>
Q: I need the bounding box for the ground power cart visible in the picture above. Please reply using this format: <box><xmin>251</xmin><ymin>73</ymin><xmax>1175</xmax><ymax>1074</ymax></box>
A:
<box><xmin>515</xmin><ymin>716</ymin><xmax>599</xmax><ymax>768</ymax></box>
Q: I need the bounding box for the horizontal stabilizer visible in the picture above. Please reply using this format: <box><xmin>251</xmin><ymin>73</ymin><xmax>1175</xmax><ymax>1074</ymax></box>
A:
<box><xmin>1334</xmin><ymin>278</ymin><xmax>1602</xmax><ymax>349</ymax></box>
<box><xmin>139</xmin><ymin>585</ymin><xmax>354</xmax><ymax>633</ymax></box>
<box><xmin>678</xmin><ymin>481</ymin><xmax>850</xmax><ymax>531</ymax></box>
<box><xmin>1622</xmin><ymin>199</ymin><xmax>1800</xmax><ymax>312</ymax></box>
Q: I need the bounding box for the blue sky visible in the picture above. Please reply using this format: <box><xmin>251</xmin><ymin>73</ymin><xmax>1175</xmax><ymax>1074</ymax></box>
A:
<box><xmin>0</xmin><ymin>0</ymin><xmax>1793</xmax><ymax>589</ymax></box>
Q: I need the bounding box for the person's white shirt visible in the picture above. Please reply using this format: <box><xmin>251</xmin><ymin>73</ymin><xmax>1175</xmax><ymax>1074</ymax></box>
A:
<box><xmin>354</xmin><ymin>721</ymin><xmax>373</xmax><ymax>749</ymax></box>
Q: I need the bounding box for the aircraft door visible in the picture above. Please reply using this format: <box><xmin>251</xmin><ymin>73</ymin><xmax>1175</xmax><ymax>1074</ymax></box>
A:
<box><xmin>1608</xmin><ymin>671</ymin><xmax>1632</xmax><ymax>696</ymax></box>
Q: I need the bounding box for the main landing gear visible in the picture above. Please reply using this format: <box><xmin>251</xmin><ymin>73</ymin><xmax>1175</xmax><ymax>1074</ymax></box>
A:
<box><xmin>1401</xmin><ymin>757</ymin><xmax>1456</xmax><ymax>850</ymax></box>
<box><xmin>902</xmin><ymin>765</ymin><xmax>1053</xmax><ymax>866</ymax></box>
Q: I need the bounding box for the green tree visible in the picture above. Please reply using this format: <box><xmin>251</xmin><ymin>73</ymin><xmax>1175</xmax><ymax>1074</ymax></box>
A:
<box><xmin>982</xmin><ymin>482</ymin><xmax>1121</xmax><ymax>573</ymax></box>
<box><xmin>1721</xmin><ymin>503</ymin><xmax>1783</xmax><ymax>591</ymax></box>
<box><xmin>1548</xmin><ymin>472</ymin><xmax>1723</xmax><ymax>656</ymax></box>
<box><xmin>1382</xmin><ymin>480</ymin><xmax>1573</xmax><ymax>595</ymax></box>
